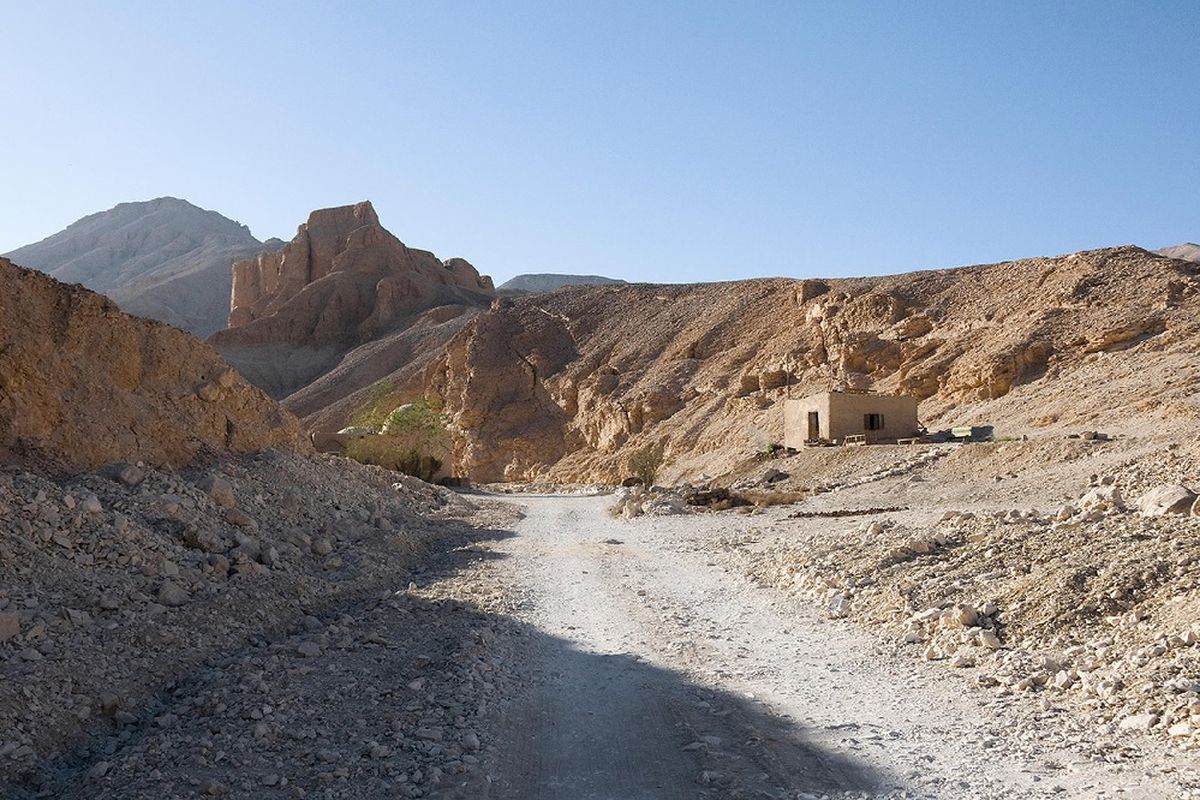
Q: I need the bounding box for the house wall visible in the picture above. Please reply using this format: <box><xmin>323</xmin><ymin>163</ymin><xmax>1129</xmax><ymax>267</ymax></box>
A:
<box><xmin>783</xmin><ymin>395</ymin><xmax>830</xmax><ymax>449</ymax></box>
<box><xmin>784</xmin><ymin>392</ymin><xmax>919</xmax><ymax>446</ymax></box>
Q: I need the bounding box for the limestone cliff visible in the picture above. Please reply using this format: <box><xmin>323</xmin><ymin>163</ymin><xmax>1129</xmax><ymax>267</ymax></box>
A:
<box><xmin>0</xmin><ymin>257</ymin><xmax>309</xmax><ymax>469</ymax></box>
<box><xmin>210</xmin><ymin>202</ymin><xmax>495</xmax><ymax>400</ymax></box>
<box><xmin>421</xmin><ymin>246</ymin><xmax>1200</xmax><ymax>482</ymax></box>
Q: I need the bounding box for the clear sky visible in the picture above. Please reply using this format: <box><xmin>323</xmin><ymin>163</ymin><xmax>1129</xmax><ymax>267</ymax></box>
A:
<box><xmin>2</xmin><ymin>1</ymin><xmax>1197</xmax><ymax>284</ymax></box>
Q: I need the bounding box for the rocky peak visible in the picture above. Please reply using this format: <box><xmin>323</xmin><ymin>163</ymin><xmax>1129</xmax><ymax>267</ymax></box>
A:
<box><xmin>225</xmin><ymin>201</ymin><xmax>493</xmax><ymax>333</ymax></box>
<box><xmin>3</xmin><ymin>197</ymin><xmax>269</xmax><ymax>336</ymax></box>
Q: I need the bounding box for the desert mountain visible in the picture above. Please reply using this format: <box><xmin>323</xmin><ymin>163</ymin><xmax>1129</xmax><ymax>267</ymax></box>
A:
<box><xmin>209</xmin><ymin>202</ymin><xmax>496</xmax><ymax>404</ymax></box>
<box><xmin>1156</xmin><ymin>243</ymin><xmax>1200</xmax><ymax>263</ymax></box>
<box><xmin>392</xmin><ymin>246</ymin><xmax>1199</xmax><ymax>482</ymax></box>
<box><xmin>497</xmin><ymin>273</ymin><xmax>625</xmax><ymax>294</ymax></box>
<box><xmin>0</xmin><ymin>256</ymin><xmax>307</xmax><ymax>469</ymax></box>
<box><xmin>3</xmin><ymin>197</ymin><xmax>277</xmax><ymax>337</ymax></box>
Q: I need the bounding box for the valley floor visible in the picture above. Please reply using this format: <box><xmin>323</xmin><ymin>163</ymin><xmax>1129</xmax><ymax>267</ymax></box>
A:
<box><xmin>10</xmin><ymin>466</ymin><xmax>1200</xmax><ymax>798</ymax></box>
<box><xmin>479</xmin><ymin>494</ymin><xmax>1198</xmax><ymax>800</ymax></box>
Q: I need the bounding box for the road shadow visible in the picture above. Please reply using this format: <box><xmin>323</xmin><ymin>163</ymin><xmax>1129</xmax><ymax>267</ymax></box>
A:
<box><xmin>476</xmin><ymin>628</ymin><xmax>888</xmax><ymax>800</ymax></box>
<box><xmin>4</xmin><ymin>509</ymin><xmax>889</xmax><ymax>799</ymax></box>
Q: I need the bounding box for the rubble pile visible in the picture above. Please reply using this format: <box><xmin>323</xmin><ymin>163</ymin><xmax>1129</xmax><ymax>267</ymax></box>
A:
<box><xmin>610</xmin><ymin>486</ymin><xmax>690</xmax><ymax>519</ymax></box>
<box><xmin>0</xmin><ymin>451</ymin><xmax>493</xmax><ymax>790</ymax></box>
<box><xmin>729</xmin><ymin>474</ymin><xmax>1200</xmax><ymax>748</ymax></box>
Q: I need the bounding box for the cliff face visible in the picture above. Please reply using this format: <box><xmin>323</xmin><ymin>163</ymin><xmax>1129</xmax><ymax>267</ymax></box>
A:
<box><xmin>210</xmin><ymin>202</ymin><xmax>495</xmax><ymax>400</ymax></box>
<box><xmin>423</xmin><ymin>246</ymin><xmax>1200</xmax><ymax>482</ymax></box>
<box><xmin>0</xmin><ymin>257</ymin><xmax>309</xmax><ymax>469</ymax></box>
<box><xmin>3</xmin><ymin>197</ymin><xmax>272</xmax><ymax>337</ymax></box>
<box><xmin>222</xmin><ymin>201</ymin><xmax>493</xmax><ymax>340</ymax></box>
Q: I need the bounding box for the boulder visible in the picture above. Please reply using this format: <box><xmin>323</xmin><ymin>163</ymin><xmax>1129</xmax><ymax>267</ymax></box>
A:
<box><xmin>1137</xmin><ymin>484</ymin><xmax>1197</xmax><ymax>516</ymax></box>
<box><xmin>0</xmin><ymin>612</ymin><xmax>19</xmax><ymax>642</ymax></box>
<box><xmin>1078</xmin><ymin>485</ymin><xmax>1124</xmax><ymax>512</ymax></box>
<box><xmin>156</xmin><ymin>581</ymin><xmax>190</xmax><ymax>607</ymax></box>
<box><xmin>199</xmin><ymin>475</ymin><xmax>236</xmax><ymax>509</ymax></box>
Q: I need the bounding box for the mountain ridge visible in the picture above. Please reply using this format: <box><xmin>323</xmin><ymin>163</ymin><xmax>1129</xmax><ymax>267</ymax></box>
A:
<box><xmin>3</xmin><ymin>197</ymin><xmax>274</xmax><ymax>336</ymax></box>
<box><xmin>497</xmin><ymin>273</ymin><xmax>625</xmax><ymax>293</ymax></box>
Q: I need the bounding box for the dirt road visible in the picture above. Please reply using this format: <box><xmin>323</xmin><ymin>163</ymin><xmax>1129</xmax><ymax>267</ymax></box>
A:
<box><xmin>14</xmin><ymin>491</ymin><xmax>1193</xmax><ymax>799</ymax></box>
<box><xmin>481</xmin><ymin>494</ymin><xmax>1187</xmax><ymax>799</ymax></box>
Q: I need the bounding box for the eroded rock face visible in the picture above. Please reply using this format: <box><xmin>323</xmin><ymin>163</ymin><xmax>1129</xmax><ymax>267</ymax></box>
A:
<box><xmin>0</xmin><ymin>257</ymin><xmax>308</xmax><ymax>469</ymax></box>
<box><xmin>221</xmin><ymin>201</ymin><xmax>493</xmax><ymax>342</ymax></box>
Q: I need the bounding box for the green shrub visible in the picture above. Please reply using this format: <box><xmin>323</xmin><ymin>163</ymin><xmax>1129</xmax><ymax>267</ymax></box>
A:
<box><xmin>628</xmin><ymin>443</ymin><xmax>665</xmax><ymax>487</ymax></box>
<box><xmin>344</xmin><ymin>397</ymin><xmax>449</xmax><ymax>482</ymax></box>
<box><xmin>381</xmin><ymin>399</ymin><xmax>443</xmax><ymax>436</ymax></box>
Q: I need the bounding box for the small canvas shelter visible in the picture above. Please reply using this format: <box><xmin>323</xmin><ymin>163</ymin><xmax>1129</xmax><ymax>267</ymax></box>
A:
<box><xmin>784</xmin><ymin>391</ymin><xmax>919</xmax><ymax>447</ymax></box>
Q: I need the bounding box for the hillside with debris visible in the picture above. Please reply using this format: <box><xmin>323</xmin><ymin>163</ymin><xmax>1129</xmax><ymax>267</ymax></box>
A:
<box><xmin>408</xmin><ymin>246</ymin><xmax>1200</xmax><ymax>482</ymax></box>
<box><xmin>0</xmin><ymin>256</ymin><xmax>307</xmax><ymax>469</ymax></box>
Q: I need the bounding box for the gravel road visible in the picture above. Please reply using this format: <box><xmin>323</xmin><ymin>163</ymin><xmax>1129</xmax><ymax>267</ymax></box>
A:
<box><xmin>480</xmin><ymin>494</ymin><xmax>1189</xmax><ymax>799</ymax></box>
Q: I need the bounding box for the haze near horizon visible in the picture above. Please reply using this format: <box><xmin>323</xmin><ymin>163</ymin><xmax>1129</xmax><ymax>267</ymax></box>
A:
<box><xmin>2</xmin><ymin>1</ymin><xmax>1198</xmax><ymax>285</ymax></box>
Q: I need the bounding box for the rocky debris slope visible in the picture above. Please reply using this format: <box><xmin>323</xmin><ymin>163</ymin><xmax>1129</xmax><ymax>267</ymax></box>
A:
<box><xmin>4</xmin><ymin>198</ymin><xmax>275</xmax><ymax>337</ymax></box>
<box><xmin>418</xmin><ymin>245</ymin><xmax>1200</xmax><ymax>483</ymax></box>
<box><xmin>723</xmin><ymin>445</ymin><xmax>1200</xmax><ymax>756</ymax></box>
<box><xmin>0</xmin><ymin>257</ymin><xmax>306</xmax><ymax>470</ymax></box>
<box><xmin>210</xmin><ymin>202</ymin><xmax>495</xmax><ymax>403</ymax></box>
<box><xmin>0</xmin><ymin>450</ymin><xmax>511</xmax><ymax>796</ymax></box>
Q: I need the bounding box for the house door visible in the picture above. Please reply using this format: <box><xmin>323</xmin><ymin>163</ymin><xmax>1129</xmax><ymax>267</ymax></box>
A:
<box><xmin>807</xmin><ymin>411</ymin><xmax>820</xmax><ymax>440</ymax></box>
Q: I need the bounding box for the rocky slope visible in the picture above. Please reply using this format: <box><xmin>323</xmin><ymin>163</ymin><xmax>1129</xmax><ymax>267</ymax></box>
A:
<box><xmin>496</xmin><ymin>273</ymin><xmax>625</xmax><ymax>294</ymax></box>
<box><xmin>4</xmin><ymin>198</ymin><xmax>276</xmax><ymax>337</ymax></box>
<box><xmin>413</xmin><ymin>246</ymin><xmax>1200</xmax><ymax>482</ymax></box>
<box><xmin>209</xmin><ymin>202</ymin><xmax>495</xmax><ymax>403</ymax></box>
<box><xmin>0</xmin><ymin>257</ymin><xmax>307</xmax><ymax>470</ymax></box>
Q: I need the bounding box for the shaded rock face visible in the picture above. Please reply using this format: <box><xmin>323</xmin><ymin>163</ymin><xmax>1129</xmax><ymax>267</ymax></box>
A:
<box><xmin>0</xmin><ymin>257</ymin><xmax>309</xmax><ymax>469</ymax></box>
<box><xmin>425</xmin><ymin>246</ymin><xmax>1200</xmax><ymax>483</ymax></box>
<box><xmin>221</xmin><ymin>201</ymin><xmax>493</xmax><ymax>342</ymax></box>
<box><xmin>3</xmin><ymin>197</ymin><xmax>273</xmax><ymax>337</ymax></box>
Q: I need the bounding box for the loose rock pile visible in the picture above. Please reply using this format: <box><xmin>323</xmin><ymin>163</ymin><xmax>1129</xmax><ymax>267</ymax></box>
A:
<box><xmin>610</xmin><ymin>486</ymin><xmax>690</xmax><ymax>518</ymax></box>
<box><xmin>727</xmin><ymin>473</ymin><xmax>1200</xmax><ymax>750</ymax></box>
<box><xmin>0</xmin><ymin>450</ymin><xmax>495</xmax><ymax>794</ymax></box>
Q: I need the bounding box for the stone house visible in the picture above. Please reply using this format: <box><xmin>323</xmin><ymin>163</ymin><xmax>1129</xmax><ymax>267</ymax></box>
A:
<box><xmin>783</xmin><ymin>391</ymin><xmax>919</xmax><ymax>447</ymax></box>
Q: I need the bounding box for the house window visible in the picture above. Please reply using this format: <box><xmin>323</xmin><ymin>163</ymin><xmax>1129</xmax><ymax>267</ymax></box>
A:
<box><xmin>864</xmin><ymin>413</ymin><xmax>884</xmax><ymax>431</ymax></box>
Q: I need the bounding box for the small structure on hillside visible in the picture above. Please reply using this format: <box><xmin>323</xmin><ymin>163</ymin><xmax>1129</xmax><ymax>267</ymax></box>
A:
<box><xmin>784</xmin><ymin>391</ymin><xmax>920</xmax><ymax>447</ymax></box>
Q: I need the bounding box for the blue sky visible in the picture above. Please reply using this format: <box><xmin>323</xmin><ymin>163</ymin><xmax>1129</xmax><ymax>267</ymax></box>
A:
<box><xmin>2</xmin><ymin>1</ymin><xmax>1197</xmax><ymax>284</ymax></box>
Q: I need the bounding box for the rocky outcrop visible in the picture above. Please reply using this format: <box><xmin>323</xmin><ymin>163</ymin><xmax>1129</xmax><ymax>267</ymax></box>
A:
<box><xmin>210</xmin><ymin>202</ymin><xmax>495</xmax><ymax>400</ymax></box>
<box><xmin>3</xmin><ymin>198</ymin><xmax>275</xmax><ymax>337</ymax></box>
<box><xmin>223</xmin><ymin>201</ymin><xmax>492</xmax><ymax>337</ymax></box>
<box><xmin>0</xmin><ymin>257</ymin><xmax>308</xmax><ymax>469</ymax></box>
<box><xmin>421</xmin><ymin>246</ymin><xmax>1200</xmax><ymax>483</ymax></box>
